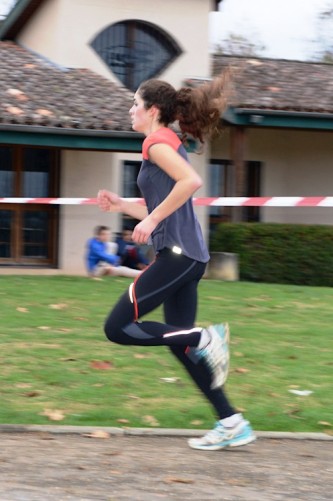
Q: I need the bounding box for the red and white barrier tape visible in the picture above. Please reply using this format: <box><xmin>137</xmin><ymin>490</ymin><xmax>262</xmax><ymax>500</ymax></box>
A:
<box><xmin>1</xmin><ymin>197</ymin><xmax>333</xmax><ymax>207</ymax></box>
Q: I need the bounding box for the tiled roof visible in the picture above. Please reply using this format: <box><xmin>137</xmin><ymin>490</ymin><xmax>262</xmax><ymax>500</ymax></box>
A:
<box><xmin>210</xmin><ymin>55</ymin><xmax>333</xmax><ymax>114</ymax></box>
<box><xmin>2</xmin><ymin>42</ymin><xmax>333</xmax><ymax>135</ymax></box>
<box><xmin>0</xmin><ymin>41</ymin><xmax>133</xmax><ymax>131</ymax></box>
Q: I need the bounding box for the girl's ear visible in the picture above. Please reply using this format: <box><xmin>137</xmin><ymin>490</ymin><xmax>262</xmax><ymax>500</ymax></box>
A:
<box><xmin>149</xmin><ymin>105</ymin><xmax>160</xmax><ymax>121</ymax></box>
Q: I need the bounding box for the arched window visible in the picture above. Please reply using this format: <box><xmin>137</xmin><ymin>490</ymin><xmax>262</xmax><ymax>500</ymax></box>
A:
<box><xmin>91</xmin><ymin>20</ymin><xmax>182</xmax><ymax>91</ymax></box>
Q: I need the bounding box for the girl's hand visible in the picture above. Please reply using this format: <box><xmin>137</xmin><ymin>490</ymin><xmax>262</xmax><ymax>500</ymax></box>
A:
<box><xmin>132</xmin><ymin>215</ymin><xmax>158</xmax><ymax>244</ymax></box>
<box><xmin>97</xmin><ymin>190</ymin><xmax>123</xmax><ymax>212</ymax></box>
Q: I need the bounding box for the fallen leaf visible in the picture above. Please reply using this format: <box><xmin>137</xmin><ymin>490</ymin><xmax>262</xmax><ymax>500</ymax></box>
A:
<box><xmin>235</xmin><ymin>367</ymin><xmax>250</xmax><ymax>374</ymax></box>
<box><xmin>234</xmin><ymin>352</ymin><xmax>244</xmax><ymax>357</ymax></box>
<box><xmin>23</xmin><ymin>391</ymin><xmax>41</xmax><ymax>398</ymax></box>
<box><xmin>38</xmin><ymin>326</ymin><xmax>50</xmax><ymax>330</ymax></box>
<box><xmin>49</xmin><ymin>303</ymin><xmax>67</xmax><ymax>310</ymax></box>
<box><xmin>190</xmin><ymin>420</ymin><xmax>203</xmax><ymax>426</ymax></box>
<box><xmin>16</xmin><ymin>307</ymin><xmax>29</xmax><ymax>313</ymax></box>
<box><xmin>90</xmin><ymin>360</ymin><xmax>114</xmax><ymax>370</ymax></box>
<box><xmin>38</xmin><ymin>433</ymin><xmax>55</xmax><ymax>441</ymax></box>
<box><xmin>286</xmin><ymin>407</ymin><xmax>301</xmax><ymax>416</ymax></box>
<box><xmin>142</xmin><ymin>415</ymin><xmax>160</xmax><ymax>427</ymax></box>
<box><xmin>318</xmin><ymin>421</ymin><xmax>332</xmax><ymax>427</ymax></box>
<box><xmin>164</xmin><ymin>477</ymin><xmax>194</xmax><ymax>484</ymax></box>
<box><xmin>225</xmin><ymin>478</ymin><xmax>249</xmax><ymax>486</ymax></box>
<box><xmin>160</xmin><ymin>377</ymin><xmax>180</xmax><ymax>383</ymax></box>
<box><xmin>41</xmin><ymin>409</ymin><xmax>65</xmax><ymax>421</ymax></box>
<box><xmin>134</xmin><ymin>353</ymin><xmax>148</xmax><ymax>359</ymax></box>
<box><xmin>117</xmin><ymin>418</ymin><xmax>130</xmax><ymax>424</ymax></box>
<box><xmin>82</xmin><ymin>430</ymin><xmax>110</xmax><ymax>439</ymax></box>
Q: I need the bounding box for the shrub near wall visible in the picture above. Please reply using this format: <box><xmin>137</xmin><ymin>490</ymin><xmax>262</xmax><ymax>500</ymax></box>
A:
<box><xmin>210</xmin><ymin>223</ymin><xmax>333</xmax><ymax>286</ymax></box>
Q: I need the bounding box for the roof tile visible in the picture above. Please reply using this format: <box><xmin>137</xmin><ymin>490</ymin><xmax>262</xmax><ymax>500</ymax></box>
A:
<box><xmin>211</xmin><ymin>55</ymin><xmax>333</xmax><ymax>114</ymax></box>
<box><xmin>0</xmin><ymin>41</ymin><xmax>133</xmax><ymax>131</ymax></box>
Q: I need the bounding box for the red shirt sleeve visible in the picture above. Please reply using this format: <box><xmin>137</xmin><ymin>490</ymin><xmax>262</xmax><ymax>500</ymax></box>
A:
<box><xmin>142</xmin><ymin>128</ymin><xmax>181</xmax><ymax>160</ymax></box>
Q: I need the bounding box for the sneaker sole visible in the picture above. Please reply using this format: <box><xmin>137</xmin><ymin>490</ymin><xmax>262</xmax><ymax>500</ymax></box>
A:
<box><xmin>188</xmin><ymin>433</ymin><xmax>256</xmax><ymax>451</ymax></box>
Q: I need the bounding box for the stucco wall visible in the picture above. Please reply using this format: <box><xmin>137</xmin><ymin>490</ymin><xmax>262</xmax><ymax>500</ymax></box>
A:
<box><xmin>18</xmin><ymin>0</ymin><xmax>211</xmax><ymax>89</ymax></box>
<box><xmin>211</xmin><ymin>127</ymin><xmax>333</xmax><ymax>225</ymax></box>
<box><xmin>59</xmin><ymin>149</ymin><xmax>119</xmax><ymax>274</ymax></box>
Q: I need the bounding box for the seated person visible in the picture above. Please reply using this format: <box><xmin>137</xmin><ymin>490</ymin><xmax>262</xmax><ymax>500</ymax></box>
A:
<box><xmin>116</xmin><ymin>227</ymin><xmax>149</xmax><ymax>270</ymax></box>
<box><xmin>85</xmin><ymin>225</ymin><xmax>142</xmax><ymax>278</ymax></box>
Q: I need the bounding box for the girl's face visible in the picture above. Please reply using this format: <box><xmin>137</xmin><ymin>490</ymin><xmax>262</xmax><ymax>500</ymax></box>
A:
<box><xmin>129</xmin><ymin>92</ymin><xmax>150</xmax><ymax>133</ymax></box>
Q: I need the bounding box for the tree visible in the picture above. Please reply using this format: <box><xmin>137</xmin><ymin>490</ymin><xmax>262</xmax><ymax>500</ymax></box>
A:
<box><xmin>313</xmin><ymin>1</ymin><xmax>333</xmax><ymax>63</ymax></box>
<box><xmin>214</xmin><ymin>32</ymin><xmax>265</xmax><ymax>57</ymax></box>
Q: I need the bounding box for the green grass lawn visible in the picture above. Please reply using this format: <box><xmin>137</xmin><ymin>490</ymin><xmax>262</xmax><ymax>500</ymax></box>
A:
<box><xmin>0</xmin><ymin>275</ymin><xmax>332</xmax><ymax>433</ymax></box>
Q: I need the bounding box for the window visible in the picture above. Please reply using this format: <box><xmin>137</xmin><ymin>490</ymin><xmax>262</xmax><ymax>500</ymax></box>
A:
<box><xmin>91</xmin><ymin>20</ymin><xmax>182</xmax><ymax>91</ymax></box>
<box><xmin>0</xmin><ymin>210</ymin><xmax>12</xmax><ymax>258</ymax></box>
<box><xmin>209</xmin><ymin>160</ymin><xmax>261</xmax><ymax>233</ymax></box>
<box><xmin>0</xmin><ymin>146</ymin><xmax>59</xmax><ymax>266</ymax></box>
<box><xmin>0</xmin><ymin>147</ymin><xmax>14</xmax><ymax>197</ymax></box>
<box><xmin>23</xmin><ymin>148</ymin><xmax>52</xmax><ymax>197</ymax></box>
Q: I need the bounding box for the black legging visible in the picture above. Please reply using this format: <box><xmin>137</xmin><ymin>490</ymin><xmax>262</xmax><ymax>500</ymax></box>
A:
<box><xmin>104</xmin><ymin>247</ymin><xmax>235</xmax><ymax>419</ymax></box>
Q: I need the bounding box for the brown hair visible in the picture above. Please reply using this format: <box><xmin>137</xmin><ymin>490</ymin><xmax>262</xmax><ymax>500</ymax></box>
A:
<box><xmin>138</xmin><ymin>71</ymin><xmax>230</xmax><ymax>144</ymax></box>
<box><xmin>94</xmin><ymin>225</ymin><xmax>110</xmax><ymax>236</ymax></box>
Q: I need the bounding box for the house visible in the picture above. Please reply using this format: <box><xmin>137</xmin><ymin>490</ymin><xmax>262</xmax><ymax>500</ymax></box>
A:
<box><xmin>209</xmin><ymin>55</ymin><xmax>333</xmax><ymax>227</ymax></box>
<box><xmin>1</xmin><ymin>0</ymin><xmax>333</xmax><ymax>274</ymax></box>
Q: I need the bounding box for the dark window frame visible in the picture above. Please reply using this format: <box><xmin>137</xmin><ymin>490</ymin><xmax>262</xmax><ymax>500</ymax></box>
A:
<box><xmin>0</xmin><ymin>145</ymin><xmax>60</xmax><ymax>267</ymax></box>
<box><xmin>208</xmin><ymin>159</ymin><xmax>261</xmax><ymax>232</ymax></box>
<box><xmin>91</xmin><ymin>19</ymin><xmax>182</xmax><ymax>91</ymax></box>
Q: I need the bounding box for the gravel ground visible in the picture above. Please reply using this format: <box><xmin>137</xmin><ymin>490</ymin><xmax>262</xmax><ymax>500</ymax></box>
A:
<box><xmin>0</xmin><ymin>431</ymin><xmax>332</xmax><ymax>501</ymax></box>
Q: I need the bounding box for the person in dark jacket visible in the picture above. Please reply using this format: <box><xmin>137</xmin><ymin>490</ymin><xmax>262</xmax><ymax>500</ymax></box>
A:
<box><xmin>116</xmin><ymin>227</ymin><xmax>149</xmax><ymax>270</ymax></box>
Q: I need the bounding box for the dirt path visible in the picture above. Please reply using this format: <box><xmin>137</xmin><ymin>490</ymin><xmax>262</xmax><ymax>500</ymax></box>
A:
<box><xmin>0</xmin><ymin>432</ymin><xmax>332</xmax><ymax>500</ymax></box>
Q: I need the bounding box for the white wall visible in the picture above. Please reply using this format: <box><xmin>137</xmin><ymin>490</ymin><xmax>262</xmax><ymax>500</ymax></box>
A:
<box><xmin>251</xmin><ymin>128</ymin><xmax>333</xmax><ymax>224</ymax></box>
<box><xmin>212</xmin><ymin>127</ymin><xmax>333</xmax><ymax>225</ymax></box>
<box><xmin>59</xmin><ymin>149</ymin><xmax>118</xmax><ymax>274</ymax></box>
<box><xmin>18</xmin><ymin>0</ymin><xmax>212</xmax><ymax>89</ymax></box>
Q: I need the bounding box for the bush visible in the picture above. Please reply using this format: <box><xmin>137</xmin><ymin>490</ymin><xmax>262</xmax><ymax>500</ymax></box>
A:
<box><xmin>210</xmin><ymin>223</ymin><xmax>333</xmax><ymax>286</ymax></box>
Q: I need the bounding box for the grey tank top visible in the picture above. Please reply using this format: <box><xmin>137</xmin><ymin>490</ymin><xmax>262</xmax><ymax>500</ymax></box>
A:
<box><xmin>137</xmin><ymin>127</ymin><xmax>209</xmax><ymax>263</ymax></box>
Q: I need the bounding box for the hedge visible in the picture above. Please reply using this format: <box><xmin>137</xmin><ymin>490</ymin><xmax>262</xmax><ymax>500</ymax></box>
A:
<box><xmin>210</xmin><ymin>223</ymin><xmax>333</xmax><ymax>286</ymax></box>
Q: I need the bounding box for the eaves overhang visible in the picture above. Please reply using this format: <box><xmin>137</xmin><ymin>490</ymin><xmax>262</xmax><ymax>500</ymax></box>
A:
<box><xmin>0</xmin><ymin>0</ymin><xmax>44</xmax><ymax>40</ymax></box>
<box><xmin>0</xmin><ymin>124</ymin><xmax>197</xmax><ymax>152</ymax></box>
<box><xmin>0</xmin><ymin>125</ymin><xmax>144</xmax><ymax>152</ymax></box>
<box><xmin>223</xmin><ymin>107</ymin><xmax>333</xmax><ymax>131</ymax></box>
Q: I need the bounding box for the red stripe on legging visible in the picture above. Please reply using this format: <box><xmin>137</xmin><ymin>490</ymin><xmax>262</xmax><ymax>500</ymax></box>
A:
<box><xmin>131</xmin><ymin>254</ymin><xmax>157</xmax><ymax>322</ymax></box>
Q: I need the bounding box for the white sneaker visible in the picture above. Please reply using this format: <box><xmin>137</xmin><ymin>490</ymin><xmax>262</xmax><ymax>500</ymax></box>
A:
<box><xmin>188</xmin><ymin>419</ymin><xmax>256</xmax><ymax>451</ymax></box>
<box><xmin>197</xmin><ymin>323</ymin><xmax>230</xmax><ymax>389</ymax></box>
